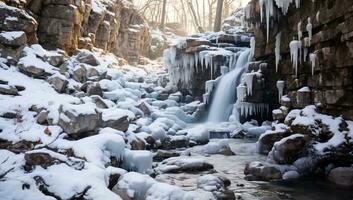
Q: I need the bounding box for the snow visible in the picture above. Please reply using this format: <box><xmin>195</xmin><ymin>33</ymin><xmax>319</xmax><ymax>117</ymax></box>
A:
<box><xmin>187</xmin><ymin>125</ymin><xmax>210</xmax><ymax>144</ymax></box>
<box><xmin>0</xmin><ymin>31</ymin><xmax>24</xmax><ymax>40</ymax></box>
<box><xmin>298</xmin><ymin>86</ymin><xmax>310</xmax><ymax>92</ymax></box>
<box><xmin>102</xmin><ymin>108</ymin><xmax>134</xmax><ymax>121</ymax></box>
<box><xmin>202</xmin><ymin>140</ymin><xmax>231</xmax><ymax>155</ymax></box>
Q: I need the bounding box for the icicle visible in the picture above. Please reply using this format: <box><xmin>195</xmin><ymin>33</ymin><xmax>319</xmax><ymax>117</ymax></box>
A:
<box><xmin>203</xmin><ymin>93</ymin><xmax>210</xmax><ymax>104</ymax></box>
<box><xmin>249</xmin><ymin>37</ymin><xmax>255</xmax><ymax>61</ymax></box>
<box><xmin>289</xmin><ymin>39</ymin><xmax>301</xmax><ymax>76</ymax></box>
<box><xmin>276</xmin><ymin>80</ymin><xmax>285</xmax><ymax>102</ymax></box>
<box><xmin>309</xmin><ymin>53</ymin><xmax>316</xmax><ymax>76</ymax></box>
<box><xmin>205</xmin><ymin>80</ymin><xmax>214</xmax><ymax>94</ymax></box>
<box><xmin>244</xmin><ymin>73</ymin><xmax>255</xmax><ymax>96</ymax></box>
<box><xmin>260</xmin><ymin>0</ymin><xmax>265</xmax><ymax>22</ymax></box>
<box><xmin>265</xmin><ymin>0</ymin><xmax>274</xmax><ymax>43</ymax></box>
<box><xmin>237</xmin><ymin>85</ymin><xmax>247</xmax><ymax>102</ymax></box>
<box><xmin>275</xmin><ymin>32</ymin><xmax>281</xmax><ymax>72</ymax></box>
<box><xmin>306</xmin><ymin>17</ymin><xmax>313</xmax><ymax>46</ymax></box>
<box><xmin>295</xmin><ymin>0</ymin><xmax>301</xmax><ymax>8</ymax></box>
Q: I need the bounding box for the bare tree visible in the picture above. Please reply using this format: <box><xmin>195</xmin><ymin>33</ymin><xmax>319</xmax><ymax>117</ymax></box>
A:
<box><xmin>160</xmin><ymin>0</ymin><xmax>167</xmax><ymax>30</ymax></box>
<box><xmin>213</xmin><ymin>0</ymin><xmax>224</xmax><ymax>32</ymax></box>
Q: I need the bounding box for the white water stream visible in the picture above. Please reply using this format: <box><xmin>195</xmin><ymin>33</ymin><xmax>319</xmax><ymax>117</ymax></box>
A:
<box><xmin>207</xmin><ymin>49</ymin><xmax>251</xmax><ymax>122</ymax></box>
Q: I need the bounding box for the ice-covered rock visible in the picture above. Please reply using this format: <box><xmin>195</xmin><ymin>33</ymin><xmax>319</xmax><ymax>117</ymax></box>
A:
<box><xmin>269</xmin><ymin>134</ymin><xmax>307</xmax><ymax>164</ymax></box>
<box><xmin>202</xmin><ymin>140</ymin><xmax>235</xmax><ymax>156</ymax></box>
<box><xmin>244</xmin><ymin>161</ymin><xmax>282</xmax><ymax>181</ymax></box>
<box><xmin>156</xmin><ymin>157</ymin><xmax>214</xmax><ymax>173</ymax></box>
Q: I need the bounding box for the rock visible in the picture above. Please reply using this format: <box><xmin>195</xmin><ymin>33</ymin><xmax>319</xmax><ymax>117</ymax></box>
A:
<box><xmin>202</xmin><ymin>140</ymin><xmax>235</xmax><ymax>156</ymax></box>
<box><xmin>257</xmin><ymin>127</ymin><xmax>290</xmax><ymax>155</ymax></box>
<box><xmin>47</xmin><ymin>75</ymin><xmax>68</xmax><ymax>93</ymax></box>
<box><xmin>244</xmin><ymin>162</ymin><xmax>282</xmax><ymax>181</ymax></box>
<box><xmin>18</xmin><ymin>63</ymin><xmax>45</xmax><ymax>78</ymax></box>
<box><xmin>24</xmin><ymin>152</ymin><xmax>56</xmax><ymax>169</ymax></box>
<box><xmin>161</xmin><ymin>136</ymin><xmax>189</xmax><ymax>150</ymax></box>
<box><xmin>297</xmin><ymin>87</ymin><xmax>312</xmax><ymax>108</ymax></box>
<box><xmin>76</xmin><ymin>51</ymin><xmax>100</xmax><ymax>66</ymax></box>
<box><xmin>272</xmin><ymin>109</ymin><xmax>285</xmax><ymax>122</ymax></box>
<box><xmin>269</xmin><ymin>134</ymin><xmax>307</xmax><ymax>165</ymax></box>
<box><xmin>91</xmin><ymin>95</ymin><xmax>109</xmax><ymax>109</ymax></box>
<box><xmin>57</xmin><ymin>103</ymin><xmax>101</xmax><ymax>136</ymax></box>
<box><xmin>197</xmin><ymin>174</ymin><xmax>234</xmax><ymax>200</ymax></box>
<box><xmin>0</xmin><ymin>31</ymin><xmax>27</xmax><ymax>47</ymax></box>
<box><xmin>130</xmin><ymin>137</ymin><xmax>146</xmax><ymax>150</ymax></box>
<box><xmin>156</xmin><ymin>157</ymin><xmax>214</xmax><ymax>173</ymax></box>
<box><xmin>0</xmin><ymin>139</ymin><xmax>35</xmax><ymax>154</ymax></box>
<box><xmin>136</xmin><ymin>102</ymin><xmax>150</xmax><ymax>116</ymax></box>
<box><xmin>45</xmin><ymin>54</ymin><xmax>65</xmax><ymax>67</ymax></box>
<box><xmin>86</xmin><ymin>67</ymin><xmax>100</xmax><ymax>80</ymax></box>
<box><xmin>86</xmin><ymin>82</ymin><xmax>103</xmax><ymax>97</ymax></box>
<box><xmin>36</xmin><ymin>110</ymin><xmax>49</xmax><ymax>125</ymax></box>
<box><xmin>72</xmin><ymin>65</ymin><xmax>87</xmax><ymax>83</ymax></box>
<box><xmin>328</xmin><ymin>167</ymin><xmax>353</xmax><ymax>187</ymax></box>
<box><xmin>102</xmin><ymin>114</ymin><xmax>129</xmax><ymax>132</ymax></box>
<box><xmin>153</xmin><ymin>150</ymin><xmax>180</xmax><ymax>162</ymax></box>
<box><xmin>0</xmin><ymin>84</ymin><xmax>18</xmax><ymax>95</ymax></box>
<box><xmin>282</xmin><ymin>171</ymin><xmax>300</xmax><ymax>180</ymax></box>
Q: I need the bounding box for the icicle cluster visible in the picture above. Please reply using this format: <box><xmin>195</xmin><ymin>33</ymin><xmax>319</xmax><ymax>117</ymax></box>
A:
<box><xmin>306</xmin><ymin>17</ymin><xmax>313</xmax><ymax>45</ymax></box>
<box><xmin>237</xmin><ymin>102</ymin><xmax>269</xmax><ymax>118</ymax></box>
<box><xmin>309</xmin><ymin>53</ymin><xmax>316</xmax><ymax>76</ymax></box>
<box><xmin>237</xmin><ymin>84</ymin><xmax>247</xmax><ymax>102</ymax></box>
<box><xmin>249</xmin><ymin>37</ymin><xmax>256</xmax><ymax>61</ymax></box>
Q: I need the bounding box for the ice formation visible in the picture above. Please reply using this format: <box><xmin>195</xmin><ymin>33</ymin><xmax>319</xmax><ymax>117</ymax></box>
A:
<box><xmin>260</xmin><ymin>0</ymin><xmax>265</xmax><ymax>22</ymax></box>
<box><xmin>297</xmin><ymin>21</ymin><xmax>302</xmax><ymax>41</ymax></box>
<box><xmin>237</xmin><ymin>84</ymin><xmax>247</xmax><ymax>102</ymax></box>
<box><xmin>275</xmin><ymin>32</ymin><xmax>282</xmax><ymax>72</ymax></box>
<box><xmin>205</xmin><ymin>80</ymin><xmax>215</xmax><ymax>94</ymax></box>
<box><xmin>276</xmin><ymin>80</ymin><xmax>285</xmax><ymax>102</ymax></box>
<box><xmin>250</xmin><ymin>37</ymin><xmax>255</xmax><ymax>60</ymax></box>
<box><xmin>309</xmin><ymin>53</ymin><xmax>316</xmax><ymax>76</ymax></box>
<box><xmin>221</xmin><ymin>66</ymin><xmax>229</xmax><ymax>75</ymax></box>
<box><xmin>306</xmin><ymin>17</ymin><xmax>313</xmax><ymax>45</ymax></box>
<box><xmin>122</xmin><ymin>150</ymin><xmax>153</xmax><ymax>173</ymax></box>
<box><xmin>244</xmin><ymin>73</ymin><xmax>255</xmax><ymax>96</ymax></box>
<box><xmin>289</xmin><ymin>39</ymin><xmax>301</xmax><ymax>76</ymax></box>
<box><xmin>236</xmin><ymin>102</ymin><xmax>269</xmax><ymax>118</ymax></box>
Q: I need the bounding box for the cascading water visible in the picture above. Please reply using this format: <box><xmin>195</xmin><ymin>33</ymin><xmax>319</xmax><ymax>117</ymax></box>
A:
<box><xmin>207</xmin><ymin>49</ymin><xmax>251</xmax><ymax>122</ymax></box>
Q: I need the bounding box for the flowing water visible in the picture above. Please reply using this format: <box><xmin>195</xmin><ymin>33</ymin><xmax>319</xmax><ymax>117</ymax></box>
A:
<box><xmin>207</xmin><ymin>49</ymin><xmax>250</xmax><ymax>122</ymax></box>
<box><xmin>156</xmin><ymin>138</ymin><xmax>353</xmax><ymax>200</ymax></box>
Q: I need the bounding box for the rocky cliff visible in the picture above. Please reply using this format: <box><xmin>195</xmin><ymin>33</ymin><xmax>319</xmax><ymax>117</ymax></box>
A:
<box><xmin>244</xmin><ymin>0</ymin><xmax>353</xmax><ymax>120</ymax></box>
<box><xmin>0</xmin><ymin>0</ymin><xmax>151</xmax><ymax>64</ymax></box>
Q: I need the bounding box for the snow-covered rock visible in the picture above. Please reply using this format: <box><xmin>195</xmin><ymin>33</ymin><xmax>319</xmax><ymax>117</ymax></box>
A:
<box><xmin>156</xmin><ymin>157</ymin><xmax>213</xmax><ymax>173</ymax></box>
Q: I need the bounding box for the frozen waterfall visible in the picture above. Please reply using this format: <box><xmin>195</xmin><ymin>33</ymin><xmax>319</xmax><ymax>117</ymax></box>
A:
<box><xmin>207</xmin><ymin>49</ymin><xmax>251</xmax><ymax>122</ymax></box>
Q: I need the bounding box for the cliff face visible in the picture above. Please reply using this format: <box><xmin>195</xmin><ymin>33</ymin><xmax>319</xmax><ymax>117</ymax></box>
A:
<box><xmin>245</xmin><ymin>0</ymin><xmax>353</xmax><ymax>120</ymax></box>
<box><xmin>0</xmin><ymin>0</ymin><xmax>151</xmax><ymax>63</ymax></box>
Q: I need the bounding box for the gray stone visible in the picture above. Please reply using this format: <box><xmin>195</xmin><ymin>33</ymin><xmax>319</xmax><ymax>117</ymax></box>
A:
<box><xmin>86</xmin><ymin>83</ymin><xmax>103</xmax><ymax>97</ymax></box>
<box><xmin>153</xmin><ymin>150</ymin><xmax>180</xmax><ymax>162</ymax></box>
<box><xmin>0</xmin><ymin>31</ymin><xmax>27</xmax><ymax>47</ymax></box>
<box><xmin>76</xmin><ymin>51</ymin><xmax>100</xmax><ymax>66</ymax></box>
<box><xmin>102</xmin><ymin>115</ymin><xmax>129</xmax><ymax>132</ymax></box>
<box><xmin>72</xmin><ymin>65</ymin><xmax>87</xmax><ymax>83</ymax></box>
<box><xmin>244</xmin><ymin>161</ymin><xmax>282</xmax><ymax>181</ymax></box>
<box><xmin>47</xmin><ymin>75</ymin><xmax>68</xmax><ymax>93</ymax></box>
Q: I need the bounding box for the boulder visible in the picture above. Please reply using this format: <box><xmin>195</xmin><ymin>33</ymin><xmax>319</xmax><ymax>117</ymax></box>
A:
<box><xmin>18</xmin><ymin>63</ymin><xmax>45</xmax><ymax>78</ymax></box>
<box><xmin>76</xmin><ymin>51</ymin><xmax>100</xmax><ymax>66</ymax></box>
<box><xmin>136</xmin><ymin>102</ymin><xmax>151</xmax><ymax>115</ymax></box>
<box><xmin>257</xmin><ymin>128</ymin><xmax>290</xmax><ymax>155</ymax></box>
<box><xmin>101</xmin><ymin>110</ymin><xmax>129</xmax><ymax>132</ymax></box>
<box><xmin>269</xmin><ymin>134</ymin><xmax>307</xmax><ymax>164</ymax></box>
<box><xmin>72</xmin><ymin>65</ymin><xmax>87</xmax><ymax>83</ymax></box>
<box><xmin>244</xmin><ymin>161</ymin><xmax>282</xmax><ymax>181</ymax></box>
<box><xmin>24</xmin><ymin>152</ymin><xmax>56</xmax><ymax>169</ymax></box>
<box><xmin>0</xmin><ymin>31</ymin><xmax>27</xmax><ymax>47</ymax></box>
<box><xmin>91</xmin><ymin>95</ymin><xmax>109</xmax><ymax>109</ymax></box>
<box><xmin>57</xmin><ymin>103</ymin><xmax>101</xmax><ymax>136</ymax></box>
<box><xmin>47</xmin><ymin>75</ymin><xmax>68</xmax><ymax>93</ymax></box>
<box><xmin>86</xmin><ymin>82</ymin><xmax>103</xmax><ymax>97</ymax></box>
<box><xmin>328</xmin><ymin>167</ymin><xmax>353</xmax><ymax>187</ymax></box>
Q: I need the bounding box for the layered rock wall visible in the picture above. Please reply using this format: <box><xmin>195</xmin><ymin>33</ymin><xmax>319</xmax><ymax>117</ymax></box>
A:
<box><xmin>0</xmin><ymin>0</ymin><xmax>151</xmax><ymax>63</ymax></box>
<box><xmin>245</xmin><ymin>0</ymin><xmax>353</xmax><ymax>120</ymax></box>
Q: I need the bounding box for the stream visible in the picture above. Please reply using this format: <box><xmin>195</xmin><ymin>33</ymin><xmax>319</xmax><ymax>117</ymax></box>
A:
<box><xmin>156</xmin><ymin>137</ymin><xmax>353</xmax><ymax>200</ymax></box>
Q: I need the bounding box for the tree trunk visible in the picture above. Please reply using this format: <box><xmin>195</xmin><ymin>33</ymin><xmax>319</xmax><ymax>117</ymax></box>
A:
<box><xmin>213</xmin><ymin>0</ymin><xmax>223</xmax><ymax>32</ymax></box>
<box><xmin>160</xmin><ymin>0</ymin><xmax>167</xmax><ymax>31</ymax></box>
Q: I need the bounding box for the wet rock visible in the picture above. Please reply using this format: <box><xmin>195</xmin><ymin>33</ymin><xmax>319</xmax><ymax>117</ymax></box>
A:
<box><xmin>57</xmin><ymin>103</ymin><xmax>101</xmax><ymax>136</ymax></box>
<box><xmin>328</xmin><ymin>167</ymin><xmax>353</xmax><ymax>187</ymax></box>
<box><xmin>156</xmin><ymin>157</ymin><xmax>214</xmax><ymax>173</ymax></box>
<box><xmin>282</xmin><ymin>171</ymin><xmax>300</xmax><ymax>180</ymax></box>
<box><xmin>244</xmin><ymin>161</ymin><xmax>282</xmax><ymax>181</ymax></box>
<box><xmin>76</xmin><ymin>51</ymin><xmax>100</xmax><ymax>66</ymax></box>
<box><xmin>269</xmin><ymin>134</ymin><xmax>307</xmax><ymax>165</ymax></box>
<box><xmin>47</xmin><ymin>75</ymin><xmax>68</xmax><ymax>93</ymax></box>
<box><xmin>0</xmin><ymin>84</ymin><xmax>19</xmax><ymax>95</ymax></box>
<box><xmin>153</xmin><ymin>150</ymin><xmax>180</xmax><ymax>162</ymax></box>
